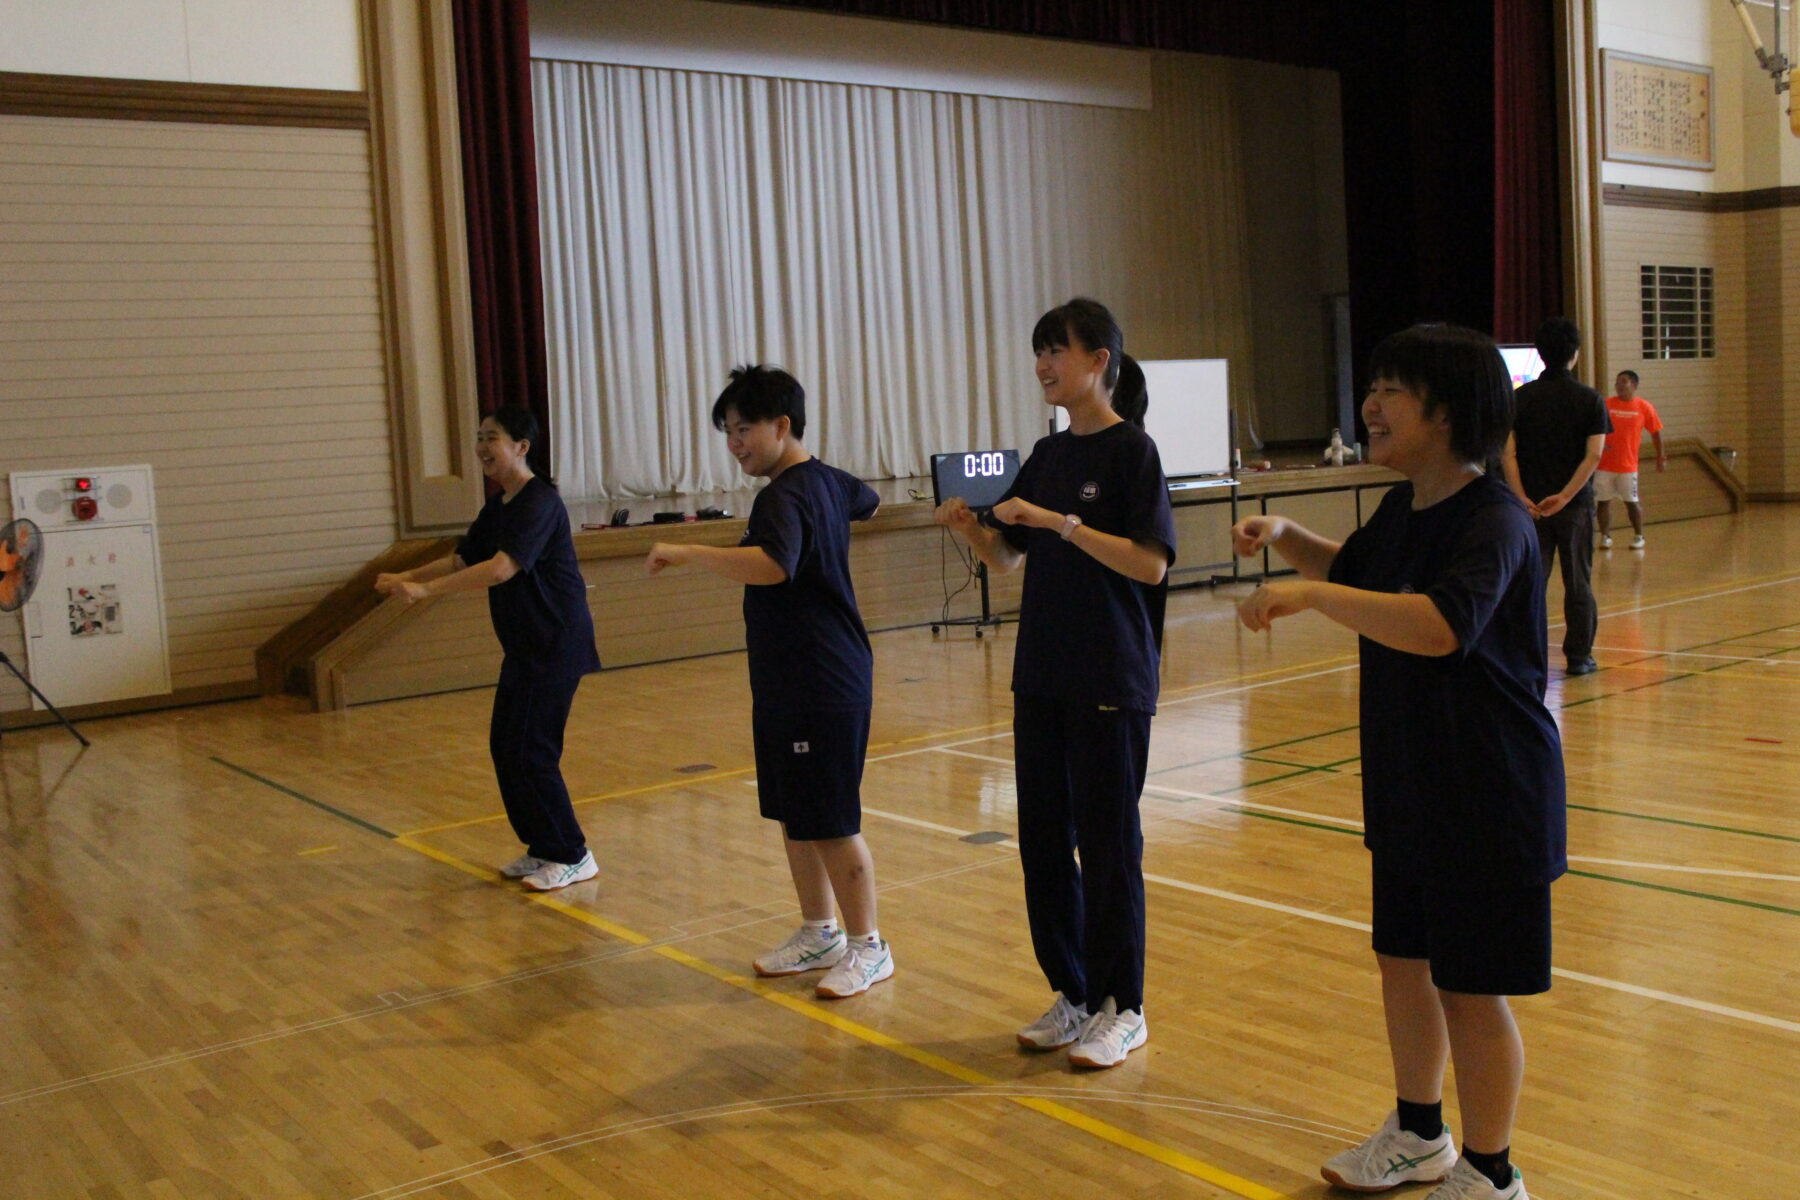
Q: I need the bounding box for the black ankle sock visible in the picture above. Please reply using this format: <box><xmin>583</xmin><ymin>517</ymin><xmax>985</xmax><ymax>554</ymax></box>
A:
<box><xmin>1395</xmin><ymin>1098</ymin><xmax>1443</xmax><ymax>1140</ymax></box>
<box><xmin>1461</xmin><ymin>1144</ymin><xmax>1512</xmax><ymax>1190</ymax></box>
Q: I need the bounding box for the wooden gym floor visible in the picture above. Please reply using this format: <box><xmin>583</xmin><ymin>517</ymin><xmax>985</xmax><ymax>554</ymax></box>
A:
<box><xmin>2</xmin><ymin>506</ymin><xmax>1796</xmax><ymax>1199</ymax></box>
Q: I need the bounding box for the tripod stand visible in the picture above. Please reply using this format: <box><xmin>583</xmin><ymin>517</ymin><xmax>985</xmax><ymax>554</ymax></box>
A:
<box><xmin>931</xmin><ymin>562</ymin><xmax>1007</xmax><ymax>640</ymax></box>
<box><xmin>0</xmin><ymin>650</ymin><xmax>90</xmax><ymax>747</ymax></box>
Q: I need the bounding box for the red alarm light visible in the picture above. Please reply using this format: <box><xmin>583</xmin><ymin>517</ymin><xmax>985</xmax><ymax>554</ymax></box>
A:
<box><xmin>73</xmin><ymin>477</ymin><xmax>93</xmax><ymax>491</ymax></box>
<box><xmin>72</xmin><ymin>496</ymin><xmax>99</xmax><ymax>521</ymax></box>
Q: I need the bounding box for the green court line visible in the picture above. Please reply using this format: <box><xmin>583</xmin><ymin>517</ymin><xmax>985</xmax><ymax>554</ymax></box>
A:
<box><xmin>1565</xmin><ymin>869</ymin><xmax>1800</xmax><ymax>918</ymax></box>
<box><xmin>1565</xmin><ymin>803</ymin><xmax>1800</xmax><ymax>844</ymax></box>
<box><xmin>1224</xmin><ymin>767</ymin><xmax>1328</xmax><ymax>793</ymax></box>
<box><xmin>1208</xmin><ymin>800</ymin><xmax>1797</xmax><ymax>917</ymax></box>
<box><xmin>212</xmin><ymin>756</ymin><xmax>397</xmax><ymax>840</ymax></box>
<box><xmin>1241</xmin><ymin>755</ymin><xmax>1335</xmax><ymax>772</ymax></box>
<box><xmin>1148</xmin><ymin>724</ymin><xmax>1360</xmax><ymax>777</ymax></box>
<box><xmin>1220</xmin><ymin>806</ymin><xmax>1363</xmax><ymax>837</ymax></box>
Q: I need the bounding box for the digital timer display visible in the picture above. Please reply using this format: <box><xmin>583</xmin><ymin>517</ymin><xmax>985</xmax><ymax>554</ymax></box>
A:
<box><xmin>929</xmin><ymin>449</ymin><xmax>1021</xmax><ymax>511</ymax></box>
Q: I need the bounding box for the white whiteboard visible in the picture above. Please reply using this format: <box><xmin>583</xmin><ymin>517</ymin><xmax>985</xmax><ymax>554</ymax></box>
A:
<box><xmin>1050</xmin><ymin>358</ymin><xmax>1231</xmax><ymax>478</ymax></box>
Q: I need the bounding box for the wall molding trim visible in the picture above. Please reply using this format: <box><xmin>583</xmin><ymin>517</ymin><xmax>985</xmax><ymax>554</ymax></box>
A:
<box><xmin>1603</xmin><ymin>182</ymin><xmax>1800</xmax><ymax>213</ymax></box>
<box><xmin>0</xmin><ymin>70</ymin><xmax>369</xmax><ymax>129</ymax></box>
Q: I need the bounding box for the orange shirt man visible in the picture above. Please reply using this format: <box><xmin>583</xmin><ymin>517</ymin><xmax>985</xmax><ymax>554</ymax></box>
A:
<box><xmin>1594</xmin><ymin>370</ymin><xmax>1665</xmax><ymax>549</ymax></box>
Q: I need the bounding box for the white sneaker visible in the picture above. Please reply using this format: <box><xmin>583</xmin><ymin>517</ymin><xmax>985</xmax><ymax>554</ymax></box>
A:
<box><xmin>521</xmin><ymin>851</ymin><xmax>597</xmax><ymax>891</ymax></box>
<box><xmin>1598</xmin><ymin>534</ymin><xmax>1613</xmax><ymax>548</ymax></box>
<box><xmin>753</xmin><ymin>924</ymin><xmax>846</xmax><ymax>976</ymax></box>
<box><xmin>1423</xmin><ymin>1158</ymin><xmax>1528</xmax><ymax>1200</ymax></box>
<box><xmin>1321</xmin><ymin>1110</ymin><xmax>1457</xmax><ymax>1191</ymax></box>
<box><xmin>1067</xmin><ymin>997</ymin><xmax>1147</xmax><ymax>1068</ymax></box>
<box><xmin>815</xmin><ymin>938</ymin><xmax>893</xmax><ymax>998</ymax></box>
<box><xmin>1017</xmin><ymin>994</ymin><xmax>1089</xmax><ymax>1050</ymax></box>
<box><xmin>499</xmin><ymin>853</ymin><xmax>546</xmax><ymax>879</ymax></box>
<box><xmin>1630</xmin><ymin>534</ymin><xmax>1646</xmax><ymax>549</ymax></box>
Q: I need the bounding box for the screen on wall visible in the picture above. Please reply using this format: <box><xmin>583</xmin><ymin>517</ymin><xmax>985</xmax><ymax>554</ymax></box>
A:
<box><xmin>1498</xmin><ymin>344</ymin><xmax>1545</xmax><ymax>389</ymax></box>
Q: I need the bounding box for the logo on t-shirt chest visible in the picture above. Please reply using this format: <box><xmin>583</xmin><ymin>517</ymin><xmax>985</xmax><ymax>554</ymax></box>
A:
<box><xmin>1078</xmin><ymin>481</ymin><xmax>1100</xmax><ymax>503</ymax></box>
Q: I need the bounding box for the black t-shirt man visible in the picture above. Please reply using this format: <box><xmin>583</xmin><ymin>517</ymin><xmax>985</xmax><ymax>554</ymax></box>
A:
<box><xmin>994</xmin><ymin>422</ymin><xmax>1178</xmax><ymax>713</ymax></box>
<box><xmin>457</xmin><ymin>476</ymin><xmax>602</xmax><ymax>682</ymax></box>
<box><xmin>740</xmin><ymin>458</ymin><xmax>881</xmax><ymax>711</ymax></box>
<box><xmin>1329</xmin><ymin>474</ymin><xmax>1567</xmax><ymax>891</ymax></box>
<box><xmin>1512</xmin><ymin>367</ymin><xmax>1610</xmax><ymax>505</ymax></box>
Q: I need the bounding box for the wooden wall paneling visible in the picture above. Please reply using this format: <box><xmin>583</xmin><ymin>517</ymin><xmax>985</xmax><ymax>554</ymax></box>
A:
<box><xmin>362</xmin><ymin>0</ymin><xmax>483</xmax><ymax>535</ymax></box>
<box><xmin>0</xmin><ymin>114</ymin><xmax>399</xmax><ymax>720</ymax></box>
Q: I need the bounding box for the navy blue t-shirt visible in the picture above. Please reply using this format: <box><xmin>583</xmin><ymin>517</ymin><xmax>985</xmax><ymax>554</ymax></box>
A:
<box><xmin>456</xmin><ymin>476</ymin><xmax>602</xmax><ymax>682</ymax></box>
<box><xmin>740</xmin><ymin>459</ymin><xmax>880</xmax><ymax>711</ymax></box>
<box><xmin>1329</xmin><ymin>473</ymin><xmax>1567</xmax><ymax>891</ymax></box>
<box><xmin>994</xmin><ymin>421</ymin><xmax>1177</xmax><ymax>713</ymax></box>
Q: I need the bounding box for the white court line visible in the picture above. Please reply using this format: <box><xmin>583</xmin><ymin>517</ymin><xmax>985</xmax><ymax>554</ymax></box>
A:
<box><xmin>351</xmin><ymin>1085</ymin><xmax>1368</xmax><ymax>1200</ymax></box>
<box><xmin>1545</xmin><ymin>571</ymin><xmax>1800</xmax><ymax>631</ymax></box>
<box><xmin>1160</xmin><ymin>662</ymin><xmax>1360</xmax><ymax>709</ymax></box>
<box><xmin>862</xmin><ymin>768</ymin><xmax>1800</xmax><ymax>1036</ymax></box>
<box><xmin>932</xmin><ymin>751</ymin><xmax>1369</xmax><ymax>831</ymax></box>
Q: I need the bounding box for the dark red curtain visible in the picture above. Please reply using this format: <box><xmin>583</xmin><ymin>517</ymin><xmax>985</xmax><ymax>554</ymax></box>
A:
<box><xmin>451</xmin><ymin>0</ymin><xmax>551</xmax><ymax>477</ymax></box>
<box><xmin>1493</xmin><ymin>0</ymin><xmax>1563</xmax><ymax>343</ymax></box>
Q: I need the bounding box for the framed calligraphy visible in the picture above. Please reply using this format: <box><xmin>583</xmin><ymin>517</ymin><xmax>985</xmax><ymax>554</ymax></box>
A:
<box><xmin>1602</xmin><ymin>50</ymin><xmax>1714</xmax><ymax>170</ymax></box>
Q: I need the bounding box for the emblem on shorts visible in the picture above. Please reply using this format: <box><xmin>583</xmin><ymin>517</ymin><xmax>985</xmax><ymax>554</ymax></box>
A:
<box><xmin>793</xmin><ymin>741</ymin><xmax>810</xmax><ymax>754</ymax></box>
<box><xmin>1079</xmin><ymin>481</ymin><xmax>1100</xmax><ymax>502</ymax></box>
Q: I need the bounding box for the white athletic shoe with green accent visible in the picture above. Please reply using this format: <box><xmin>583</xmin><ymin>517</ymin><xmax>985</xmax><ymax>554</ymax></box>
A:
<box><xmin>499</xmin><ymin>854</ymin><xmax>546</xmax><ymax>879</ymax></box>
<box><xmin>1017</xmin><ymin>994</ymin><xmax>1089</xmax><ymax>1050</ymax></box>
<box><xmin>1321</xmin><ymin>1110</ymin><xmax>1457</xmax><ymax>1191</ymax></box>
<box><xmin>753</xmin><ymin>925</ymin><xmax>847</xmax><ymax>977</ymax></box>
<box><xmin>1067</xmin><ymin>997</ymin><xmax>1147</xmax><ymax>1068</ymax></box>
<box><xmin>815</xmin><ymin>938</ymin><xmax>893</xmax><ymax>998</ymax></box>
<box><xmin>1424</xmin><ymin>1159</ymin><xmax>1528</xmax><ymax>1200</ymax></box>
<box><xmin>521</xmin><ymin>850</ymin><xmax>597</xmax><ymax>892</ymax></box>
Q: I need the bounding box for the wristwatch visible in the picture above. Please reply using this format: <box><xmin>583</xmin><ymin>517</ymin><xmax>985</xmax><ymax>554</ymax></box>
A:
<box><xmin>1059</xmin><ymin>513</ymin><xmax>1083</xmax><ymax>541</ymax></box>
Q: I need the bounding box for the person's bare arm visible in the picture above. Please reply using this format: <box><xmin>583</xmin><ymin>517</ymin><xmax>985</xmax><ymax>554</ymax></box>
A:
<box><xmin>1536</xmin><ymin>434</ymin><xmax>1605</xmax><ymax>517</ymax></box>
<box><xmin>1230</xmin><ymin>515</ymin><xmax>1340</xmax><ymax>581</ymax></box>
<box><xmin>1237</xmin><ymin>580</ymin><xmax>1458</xmax><ymax>656</ymax></box>
<box><xmin>989</xmin><ymin>496</ymin><xmax>1166</xmax><ymax>585</ymax></box>
<box><xmin>934</xmin><ymin>497</ymin><xmax>1025</xmax><ymax>575</ymax></box>
<box><xmin>645</xmin><ymin>543</ymin><xmax>788</xmax><ymax>585</ymax></box>
<box><xmin>381</xmin><ymin>553</ymin><xmax>515</xmax><ymax>602</ymax></box>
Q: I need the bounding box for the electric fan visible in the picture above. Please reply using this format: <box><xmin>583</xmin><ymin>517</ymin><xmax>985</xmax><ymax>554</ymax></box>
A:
<box><xmin>0</xmin><ymin>518</ymin><xmax>90</xmax><ymax>746</ymax></box>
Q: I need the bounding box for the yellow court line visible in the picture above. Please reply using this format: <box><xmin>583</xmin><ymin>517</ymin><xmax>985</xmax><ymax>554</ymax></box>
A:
<box><xmin>403</xmin><ymin>769</ymin><xmax>759</xmax><ymax>837</ymax></box>
<box><xmin>389</xmin><ymin>834</ymin><xmax>1295</xmax><ymax>1200</ymax></box>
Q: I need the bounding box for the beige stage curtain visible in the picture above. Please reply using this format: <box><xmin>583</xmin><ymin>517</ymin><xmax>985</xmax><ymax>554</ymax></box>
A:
<box><xmin>532</xmin><ymin>53</ymin><xmax>1257</xmax><ymax>498</ymax></box>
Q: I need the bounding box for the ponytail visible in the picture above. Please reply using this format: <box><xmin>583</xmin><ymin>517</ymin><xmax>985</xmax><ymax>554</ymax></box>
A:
<box><xmin>1112</xmin><ymin>353</ymin><xmax>1148</xmax><ymax>429</ymax></box>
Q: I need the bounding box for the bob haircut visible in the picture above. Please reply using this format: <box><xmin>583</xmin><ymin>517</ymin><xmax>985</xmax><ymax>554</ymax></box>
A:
<box><xmin>711</xmin><ymin>364</ymin><xmax>806</xmax><ymax>440</ymax></box>
<box><xmin>1366</xmin><ymin>324</ymin><xmax>1513</xmax><ymax>467</ymax></box>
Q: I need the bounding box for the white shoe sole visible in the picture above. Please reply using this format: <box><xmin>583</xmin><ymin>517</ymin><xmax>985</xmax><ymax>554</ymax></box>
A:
<box><xmin>522</xmin><ymin>861</ymin><xmax>597</xmax><ymax>891</ymax></box>
<box><xmin>815</xmin><ymin>954</ymin><xmax>894</xmax><ymax>998</ymax></box>
<box><xmin>1017</xmin><ymin>1029</ymin><xmax>1081</xmax><ymax>1050</ymax></box>
<box><xmin>1068</xmin><ymin>1029</ymin><xmax>1148</xmax><ymax>1069</ymax></box>
<box><xmin>1319</xmin><ymin>1165</ymin><xmax>1450</xmax><ymax>1192</ymax></box>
